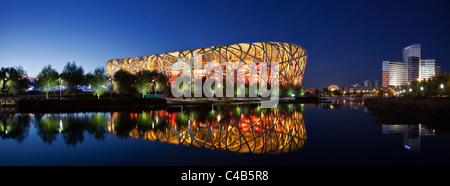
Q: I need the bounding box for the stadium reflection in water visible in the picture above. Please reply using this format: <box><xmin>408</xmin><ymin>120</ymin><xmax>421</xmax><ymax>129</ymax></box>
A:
<box><xmin>0</xmin><ymin>104</ymin><xmax>306</xmax><ymax>154</ymax></box>
<box><xmin>112</xmin><ymin>104</ymin><xmax>306</xmax><ymax>153</ymax></box>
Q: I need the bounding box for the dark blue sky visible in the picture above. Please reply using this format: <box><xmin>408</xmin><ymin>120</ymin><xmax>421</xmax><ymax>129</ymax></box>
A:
<box><xmin>0</xmin><ymin>0</ymin><xmax>449</xmax><ymax>88</ymax></box>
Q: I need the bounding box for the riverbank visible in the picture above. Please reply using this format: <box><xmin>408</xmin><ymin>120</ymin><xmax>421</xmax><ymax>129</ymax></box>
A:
<box><xmin>364</xmin><ymin>97</ymin><xmax>450</xmax><ymax>132</ymax></box>
<box><xmin>167</xmin><ymin>96</ymin><xmax>322</xmax><ymax>105</ymax></box>
<box><xmin>16</xmin><ymin>98</ymin><xmax>167</xmax><ymax>113</ymax></box>
<box><xmin>11</xmin><ymin>96</ymin><xmax>323</xmax><ymax>113</ymax></box>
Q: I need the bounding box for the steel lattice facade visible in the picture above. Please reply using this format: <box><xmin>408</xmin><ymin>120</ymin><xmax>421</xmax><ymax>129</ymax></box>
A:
<box><xmin>106</xmin><ymin>42</ymin><xmax>307</xmax><ymax>88</ymax></box>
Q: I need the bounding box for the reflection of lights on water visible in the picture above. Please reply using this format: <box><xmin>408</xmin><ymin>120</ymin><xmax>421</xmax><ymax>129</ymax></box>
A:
<box><xmin>59</xmin><ymin>119</ymin><xmax>63</xmax><ymax>132</ymax></box>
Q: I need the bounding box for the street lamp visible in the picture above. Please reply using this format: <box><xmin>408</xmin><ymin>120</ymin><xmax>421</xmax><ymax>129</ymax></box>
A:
<box><xmin>441</xmin><ymin>84</ymin><xmax>445</xmax><ymax>97</ymax></box>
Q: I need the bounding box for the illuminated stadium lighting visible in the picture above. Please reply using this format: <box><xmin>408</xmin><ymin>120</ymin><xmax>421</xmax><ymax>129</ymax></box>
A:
<box><xmin>106</xmin><ymin>42</ymin><xmax>308</xmax><ymax>94</ymax></box>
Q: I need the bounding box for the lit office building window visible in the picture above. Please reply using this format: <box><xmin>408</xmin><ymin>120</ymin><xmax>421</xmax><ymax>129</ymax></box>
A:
<box><xmin>419</xmin><ymin>59</ymin><xmax>441</xmax><ymax>81</ymax></box>
<box><xmin>403</xmin><ymin>44</ymin><xmax>421</xmax><ymax>82</ymax></box>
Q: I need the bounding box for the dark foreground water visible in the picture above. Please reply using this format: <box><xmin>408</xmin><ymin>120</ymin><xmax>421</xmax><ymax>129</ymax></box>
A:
<box><xmin>1</xmin><ymin>101</ymin><xmax>449</xmax><ymax>166</ymax></box>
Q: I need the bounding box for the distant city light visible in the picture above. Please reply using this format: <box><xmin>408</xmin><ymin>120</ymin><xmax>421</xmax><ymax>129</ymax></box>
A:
<box><xmin>420</xmin><ymin>87</ymin><xmax>423</xmax><ymax>91</ymax></box>
<box><xmin>441</xmin><ymin>84</ymin><xmax>444</xmax><ymax>89</ymax></box>
<box><xmin>409</xmin><ymin>88</ymin><xmax>412</xmax><ymax>92</ymax></box>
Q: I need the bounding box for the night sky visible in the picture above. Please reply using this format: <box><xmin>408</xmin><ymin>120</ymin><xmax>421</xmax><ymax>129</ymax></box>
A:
<box><xmin>0</xmin><ymin>0</ymin><xmax>449</xmax><ymax>88</ymax></box>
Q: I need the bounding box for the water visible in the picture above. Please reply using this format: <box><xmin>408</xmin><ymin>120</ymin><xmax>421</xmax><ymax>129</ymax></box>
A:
<box><xmin>1</xmin><ymin>101</ymin><xmax>449</xmax><ymax>166</ymax></box>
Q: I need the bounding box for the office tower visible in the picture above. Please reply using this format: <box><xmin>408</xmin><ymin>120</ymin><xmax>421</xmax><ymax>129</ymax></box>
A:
<box><xmin>383</xmin><ymin>44</ymin><xmax>440</xmax><ymax>86</ymax></box>
<box><xmin>382</xmin><ymin>60</ymin><xmax>390</xmax><ymax>87</ymax></box>
<box><xmin>364</xmin><ymin>80</ymin><xmax>372</xmax><ymax>89</ymax></box>
<box><xmin>419</xmin><ymin>59</ymin><xmax>441</xmax><ymax>81</ymax></box>
<box><xmin>403</xmin><ymin>44</ymin><xmax>421</xmax><ymax>82</ymax></box>
<box><xmin>382</xmin><ymin>60</ymin><xmax>407</xmax><ymax>87</ymax></box>
<box><xmin>342</xmin><ymin>85</ymin><xmax>349</xmax><ymax>93</ymax></box>
<box><xmin>374</xmin><ymin>80</ymin><xmax>381</xmax><ymax>89</ymax></box>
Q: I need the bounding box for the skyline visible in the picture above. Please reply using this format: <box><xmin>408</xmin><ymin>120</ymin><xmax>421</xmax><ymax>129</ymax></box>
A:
<box><xmin>0</xmin><ymin>0</ymin><xmax>449</xmax><ymax>88</ymax></box>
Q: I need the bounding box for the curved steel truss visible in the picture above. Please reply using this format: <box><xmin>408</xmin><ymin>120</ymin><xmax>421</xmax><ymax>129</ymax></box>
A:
<box><xmin>106</xmin><ymin>42</ymin><xmax>307</xmax><ymax>87</ymax></box>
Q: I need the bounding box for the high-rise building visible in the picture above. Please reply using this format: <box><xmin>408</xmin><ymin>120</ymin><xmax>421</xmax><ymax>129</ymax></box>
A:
<box><xmin>403</xmin><ymin>44</ymin><xmax>422</xmax><ymax>82</ymax></box>
<box><xmin>383</xmin><ymin>44</ymin><xmax>440</xmax><ymax>87</ymax></box>
<box><xmin>382</xmin><ymin>60</ymin><xmax>390</xmax><ymax>87</ymax></box>
<box><xmin>382</xmin><ymin>60</ymin><xmax>408</xmax><ymax>87</ymax></box>
<box><xmin>374</xmin><ymin>80</ymin><xmax>381</xmax><ymax>89</ymax></box>
<box><xmin>419</xmin><ymin>59</ymin><xmax>441</xmax><ymax>81</ymax></box>
<box><xmin>364</xmin><ymin>80</ymin><xmax>372</xmax><ymax>89</ymax></box>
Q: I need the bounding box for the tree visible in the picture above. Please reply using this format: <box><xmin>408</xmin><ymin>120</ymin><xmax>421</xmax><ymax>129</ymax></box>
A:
<box><xmin>86</xmin><ymin>67</ymin><xmax>108</xmax><ymax>99</ymax></box>
<box><xmin>135</xmin><ymin>70</ymin><xmax>155</xmax><ymax>98</ymax></box>
<box><xmin>322</xmin><ymin>88</ymin><xmax>331</xmax><ymax>97</ymax></box>
<box><xmin>60</xmin><ymin>62</ymin><xmax>86</xmax><ymax>97</ymax></box>
<box><xmin>0</xmin><ymin>67</ymin><xmax>5</xmax><ymax>92</ymax></box>
<box><xmin>156</xmin><ymin>72</ymin><xmax>170</xmax><ymax>96</ymax></box>
<box><xmin>36</xmin><ymin>65</ymin><xmax>59</xmax><ymax>99</ymax></box>
<box><xmin>2</xmin><ymin>67</ymin><xmax>29</xmax><ymax>95</ymax></box>
<box><xmin>113</xmin><ymin>69</ymin><xmax>136</xmax><ymax>97</ymax></box>
<box><xmin>298</xmin><ymin>86</ymin><xmax>305</xmax><ymax>96</ymax></box>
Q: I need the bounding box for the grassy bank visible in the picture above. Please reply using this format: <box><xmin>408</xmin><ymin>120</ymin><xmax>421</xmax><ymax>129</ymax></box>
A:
<box><xmin>16</xmin><ymin>98</ymin><xmax>167</xmax><ymax>113</ymax></box>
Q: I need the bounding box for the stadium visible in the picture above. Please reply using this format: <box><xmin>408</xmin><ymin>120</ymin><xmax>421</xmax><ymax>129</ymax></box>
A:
<box><xmin>106</xmin><ymin>42</ymin><xmax>307</xmax><ymax>89</ymax></box>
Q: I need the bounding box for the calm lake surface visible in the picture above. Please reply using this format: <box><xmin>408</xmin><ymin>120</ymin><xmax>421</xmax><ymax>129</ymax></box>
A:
<box><xmin>1</xmin><ymin>101</ymin><xmax>449</xmax><ymax>166</ymax></box>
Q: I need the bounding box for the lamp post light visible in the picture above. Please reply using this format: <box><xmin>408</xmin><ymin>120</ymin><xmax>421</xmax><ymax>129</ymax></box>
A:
<box><xmin>441</xmin><ymin>84</ymin><xmax>445</xmax><ymax>97</ymax></box>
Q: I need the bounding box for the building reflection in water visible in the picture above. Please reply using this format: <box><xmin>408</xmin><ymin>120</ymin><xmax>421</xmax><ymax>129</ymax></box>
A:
<box><xmin>109</xmin><ymin>104</ymin><xmax>307</xmax><ymax>153</ymax></box>
<box><xmin>0</xmin><ymin>104</ymin><xmax>307</xmax><ymax>154</ymax></box>
<box><xmin>382</xmin><ymin>124</ymin><xmax>434</xmax><ymax>151</ymax></box>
